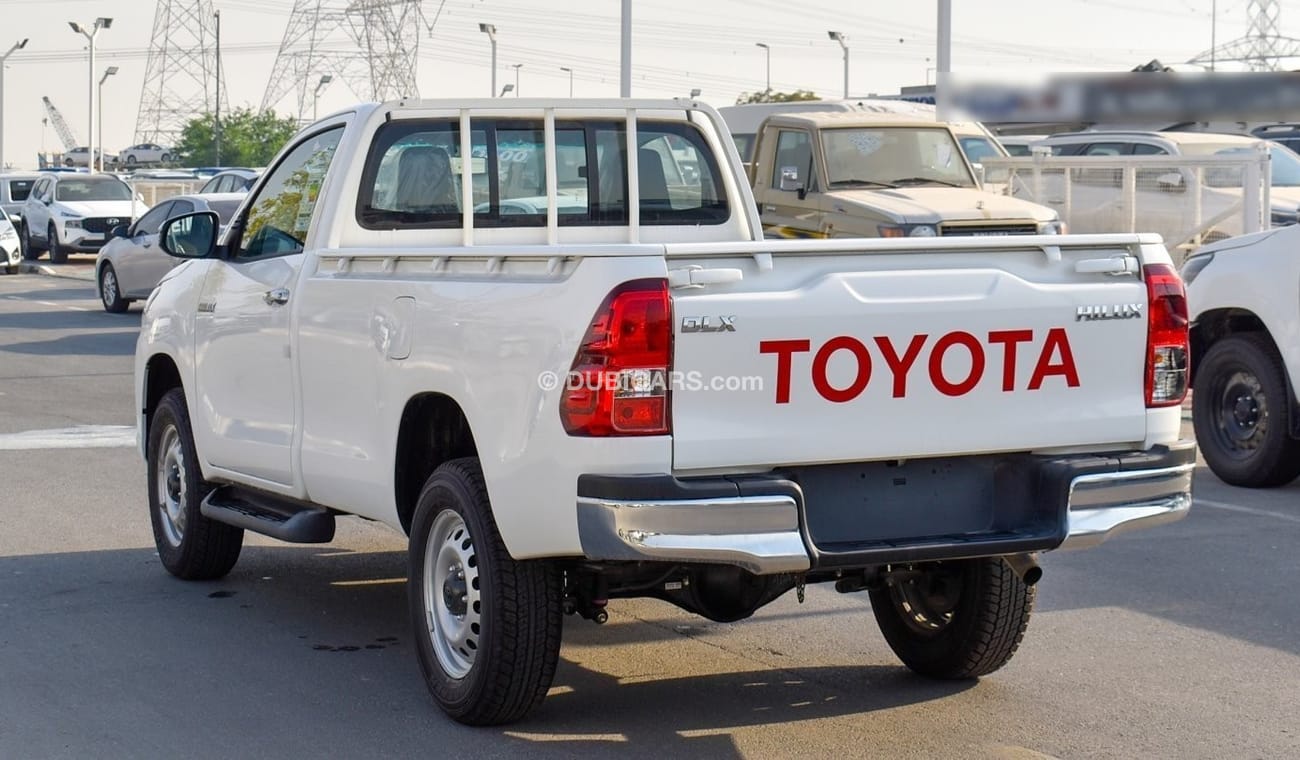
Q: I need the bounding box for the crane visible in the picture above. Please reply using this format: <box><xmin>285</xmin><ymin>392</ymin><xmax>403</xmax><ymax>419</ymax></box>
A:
<box><xmin>42</xmin><ymin>96</ymin><xmax>80</xmax><ymax>153</ymax></box>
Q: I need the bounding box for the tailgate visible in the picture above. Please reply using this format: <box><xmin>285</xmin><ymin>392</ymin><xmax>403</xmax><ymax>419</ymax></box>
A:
<box><xmin>669</xmin><ymin>241</ymin><xmax>1150</xmax><ymax>471</ymax></box>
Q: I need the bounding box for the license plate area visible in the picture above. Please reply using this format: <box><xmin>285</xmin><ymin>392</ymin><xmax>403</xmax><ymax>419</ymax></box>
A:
<box><xmin>787</xmin><ymin>455</ymin><xmax>1062</xmax><ymax>554</ymax></box>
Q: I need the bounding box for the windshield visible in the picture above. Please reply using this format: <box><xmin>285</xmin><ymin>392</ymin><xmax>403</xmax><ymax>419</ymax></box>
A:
<box><xmin>822</xmin><ymin>127</ymin><xmax>976</xmax><ymax>188</ymax></box>
<box><xmin>1180</xmin><ymin>143</ymin><xmax>1300</xmax><ymax>187</ymax></box>
<box><xmin>54</xmin><ymin>178</ymin><xmax>132</xmax><ymax>202</ymax></box>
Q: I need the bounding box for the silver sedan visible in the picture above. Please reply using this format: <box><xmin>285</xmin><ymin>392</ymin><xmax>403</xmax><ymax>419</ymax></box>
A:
<box><xmin>94</xmin><ymin>193</ymin><xmax>244</xmax><ymax>313</ymax></box>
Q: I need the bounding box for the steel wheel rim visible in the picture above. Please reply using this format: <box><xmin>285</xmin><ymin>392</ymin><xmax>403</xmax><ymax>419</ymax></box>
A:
<box><xmin>889</xmin><ymin>566</ymin><xmax>961</xmax><ymax>636</ymax></box>
<box><xmin>1212</xmin><ymin>368</ymin><xmax>1268</xmax><ymax>459</ymax></box>
<box><xmin>101</xmin><ymin>268</ymin><xmax>117</xmax><ymax>306</ymax></box>
<box><xmin>423</xmin><ymin>509</ymin><xmax>481</xmax><ymax>679</ymax></box>
<box><xmin>155</xmin><ymin>425</ymin><xmax>187</xmax><ymax>547</ymax></box>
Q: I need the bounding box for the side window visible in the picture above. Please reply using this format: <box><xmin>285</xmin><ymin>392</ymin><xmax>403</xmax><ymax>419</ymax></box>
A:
<box><xmin>1081</xmin><ymin>143</ymin><xmax>1126</xmax><ymax>156</ymax></box>
<box><xmin>218</xmin><ymin>175</ymin><xmax>238</xmax><ymax>193</ymax></box>
<box><xmin>9</xmin><ymin>179</ymin><xmax>33</xmax><ymax>202</ymax></box>
<box><xmin>236</xmin><ymin>127</ymin><xmax>344</xmax><ymax>260</ymax></box>
<box><xmin>134</xmin><ymin>202</ymin><xmax>174</xmax><ymax>236</ymax></box>
<box><xmin>170</xmin><ymin>200</ymin><xmax>195</xmax><ymax>215</ymax></box>
<box><xmin>1131</xmin><ymin>144</ymin><xmax>1169</xmax><ymax>155</ymax></box>
<box><xmin>771</xmin><ymin>130</ymin><xmax>812</xmax><ymax>190</ymax></box>
<box><xmin>199</xmin><ymin>177</ymin><xmax>219</xmax><ymax>194</ymax></box>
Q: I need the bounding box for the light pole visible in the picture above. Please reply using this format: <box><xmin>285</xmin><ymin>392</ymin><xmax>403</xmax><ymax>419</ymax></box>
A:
<box><xmin>0</xmin><ymin>37</ymin><xmax>28</xmax><ymax>172</ymax></box>
<box><xmin>69</xmin><ymin>17</ymin><xmax>112</xmax><ymax>173</ymax></box>
<box><xmin>512</xmin><ymin>63</ymin><xmax>522</xmax><ymax>97</ymax></box>
<box><xmin>479</xmin><ymin>23</ymin><xmax>497</xmax><ymax>97</ymax></box>
<box><xmin>313</xmin><ymin>74</ymin><xmax>333</xmax><ymax>121</ymax></box>
<box><xmin>214</xmin><ymin>9</ymin><xmax>222</xmax><ymax>165</ymax></box>
<box><xmin>97</xmin><ymin>66</ymin><xmax>117</xmax><ymax>172</ymax></box>
<box><xmin>828</xmin><ymin>31</ymin><xmax>848</xmax><ymax>99</ymax></box>
<box><xmin>755</xmin><ymin>42</ymin><xmax>770</xmax><ymax>93</ymax></box>
<box><xmin>500</xmin><ymin>84</ymin><xmax>514</xmax><ymax>97</ymax></box>
<box><xmin>560</xmin><ymin>66</ymin><xmax>573</xmax><ymax>97</ymax></box>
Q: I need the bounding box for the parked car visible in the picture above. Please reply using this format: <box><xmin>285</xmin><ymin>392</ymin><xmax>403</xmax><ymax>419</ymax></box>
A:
<box><xmin>118</xmin><ymin>143</ymin><xmax>173</xmax><ymax>166</ymax></box>
<box><xmin>0</xmin><ymin>172</ymin><xmax>40</xmax><ymax>224</ymax></box>
<box><xmin>1026</xmin><ymin>130</ymin><xmax>1300</xmax><ymax>248</ymax></box>
<box><xmin>137</xmin><ymin>98</ymin><xmax>1192</xmax><ymax>725</ymax></box>
<box><xmin>1184</xmin><ymin>225</ymin><xmax>1300</xmax><ymax>487</ymax></box>
<box><xmin>997</xmin><ymin>135</ymin><xmax>1049</xmax><ymax>157</ymax></box>
<box><xmin>197</xmin><ymin>169</ymin><xmax>260</xmax><ymax>194</ymax></box>
<box><xmin>748</xmin><ymin>111</ymin><xmax>1063</xmax><ymax>238</ymax></box>
<box><xmin>1249</xmin><ymin>123</ymin><xmax>1300</xmax><ymax>154</ymax></box>
<box><xmin>20</xmin><ymin>173</ymin><xmax>147</xmax><ymax>263</ymax></box>
<box><xmin>0</xmin><ymin>213</ymin><xmax>19</xmax><ymax>273</ymax></box>
<box><xmin>62</xmin><ymin>146</ymin><xmax>116</xmax><ymax>168</ymax></box>
<box><xmin>95</xmin><ymin>192</ymin><xmax>244</xmax><ymax>312</ymax></box>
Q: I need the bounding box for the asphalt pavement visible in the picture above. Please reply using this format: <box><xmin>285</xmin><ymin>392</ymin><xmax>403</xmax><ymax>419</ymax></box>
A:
<box><xmin>1</xmin><ymin>271</ymin><xmax>1297</xmax><ymax>759</ymax></box>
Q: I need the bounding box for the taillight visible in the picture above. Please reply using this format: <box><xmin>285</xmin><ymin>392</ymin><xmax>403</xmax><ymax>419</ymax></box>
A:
<box><xmin>1144</xmin><ymin>263</ymin><xmax>1189</xmax><ymax>407</ymax></box>
<box><xmin>560</xmin><ymin>279</ymin><xmax>672</xmax><ymax>436</ymax></box>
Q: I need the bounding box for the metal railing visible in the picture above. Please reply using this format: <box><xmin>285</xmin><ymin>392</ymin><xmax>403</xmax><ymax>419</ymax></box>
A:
<box><xmin>981</xmin><ymin>145</ymin><xmax>1271</xmax><ymax>263</ymax></box>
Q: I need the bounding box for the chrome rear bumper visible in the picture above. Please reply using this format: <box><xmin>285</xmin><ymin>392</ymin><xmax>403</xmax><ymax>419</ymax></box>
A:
<box><xmin>576</xmin><ymin>443</ymin><xmax>1195</xmax><ymax>575</ymax></box>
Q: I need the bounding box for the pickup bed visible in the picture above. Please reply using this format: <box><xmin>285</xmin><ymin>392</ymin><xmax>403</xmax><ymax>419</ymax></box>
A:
<box><xmin>135</xmin><ymin>98</ymin><xmax>1195</xmax><ymax>725</ymax></box>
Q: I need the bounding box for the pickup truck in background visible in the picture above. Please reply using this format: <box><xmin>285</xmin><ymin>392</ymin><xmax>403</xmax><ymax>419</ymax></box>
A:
<box><xmin>1184</xmin><ymin>226</ymin><xmax>1300</xmax><ymax>487</ymax></box>
<box><xmin>136</xmin><ymin>98</ymin><xmax>1194</xmax><ymax>726</ymax></box>
<box><xmin>748</xmin><ymin>111</ymin><xmax>1064</xmax><ymax>239</ymax></box>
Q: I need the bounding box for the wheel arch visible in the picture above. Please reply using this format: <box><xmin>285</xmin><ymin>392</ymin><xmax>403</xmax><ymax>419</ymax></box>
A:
<box><xmin>394</xmin><ymin>392</ymin><xmax>479</xmax><ymax>536</ymax></box>
<box><xmin>143</xmin><ymin>352</ymin><xmax>184</xmax><ymax>446</ymax></box>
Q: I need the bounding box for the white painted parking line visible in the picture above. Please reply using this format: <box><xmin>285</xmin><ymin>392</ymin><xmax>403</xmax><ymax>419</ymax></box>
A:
<box><xmin>1196</xmin><ymin>498</ymin><xmax>1300</xmax><ymax>525</ymax></box>
<box><xmin>0</xmin><ymin>425</ymin><xmax>135</xmax><ymax>451</ymax></box>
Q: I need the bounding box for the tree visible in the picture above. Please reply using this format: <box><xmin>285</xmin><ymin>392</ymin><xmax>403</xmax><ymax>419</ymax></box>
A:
<box><xmin>734</xmin><ymin>89</ymin><xmax>819</xmax><ymax>105</ymax></box>
<box><xmin>174</xmin><ymin>108</ymin><xmax>300</xmax><ymax>166</ymax></box>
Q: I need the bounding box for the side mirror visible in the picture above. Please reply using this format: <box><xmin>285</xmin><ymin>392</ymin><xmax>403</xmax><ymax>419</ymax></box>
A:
<box><xmin>110</xmin><ymin>224</ymin><xmax>129</xmax><ymax>239</ymax></box>
<box><xmin>1157</xmin><ymin>172</ymin><xmax>1185</xmax><ymax>192</ymax></box>
<box><xmin>159</xmin><ymin>211</ymin><xmax>219</xmax><ymax>259</ymax></box>
<box><xmin>778</xmin><ymin>166</ymin><xmax>804</xmax><ymax>193</ymax></box>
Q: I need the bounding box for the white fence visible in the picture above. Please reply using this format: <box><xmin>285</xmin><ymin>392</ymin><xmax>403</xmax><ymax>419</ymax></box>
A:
<box><xmin>128</xmin><ymin>179</ymin><xmax>206</xmax><ymax>208</ymax></box>
<box><xmin>981</xmin><ymin>146</ymin><xmax>1272</xmax><ymax>263</ymax></box>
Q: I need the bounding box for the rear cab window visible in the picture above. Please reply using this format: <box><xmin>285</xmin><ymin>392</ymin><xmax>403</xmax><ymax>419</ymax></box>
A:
<box><xmin>8</xmin><ymin>179</ymin><xmax>33</xmax><ymax>202</ymax></box>
<box><xmin>356</xmin><ymin>118</ymin><xmax>729</xmax><ymax>229</ymax></box>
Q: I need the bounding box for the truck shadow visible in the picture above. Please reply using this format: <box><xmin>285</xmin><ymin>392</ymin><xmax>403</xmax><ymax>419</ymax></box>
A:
<box><xmin>3</xmin><ymin>329</ymin><xmax>139</xmax><ymax>356</ymax></box>
<box><xmin>0</xmin><ymin>544</ymin><xmax>970</xmax><ymax>757</ymax></box>
<box><xmin>0</xmin><ymin>309</ymin><xmax>141</xmax><ymax>331</ymax></box>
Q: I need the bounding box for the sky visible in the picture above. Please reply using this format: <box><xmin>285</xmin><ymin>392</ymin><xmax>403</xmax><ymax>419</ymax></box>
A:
<box><xmin>0</xmin><ymin>0</ymin><xmax>1277</xmax><ymax>170</ymax></box>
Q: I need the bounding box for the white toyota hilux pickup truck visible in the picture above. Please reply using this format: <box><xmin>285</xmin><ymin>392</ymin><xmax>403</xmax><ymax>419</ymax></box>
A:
<box><xmin>135</xmin><ymin>98</ymin><xmax>1195</xmax><ymax>726</ymax></box>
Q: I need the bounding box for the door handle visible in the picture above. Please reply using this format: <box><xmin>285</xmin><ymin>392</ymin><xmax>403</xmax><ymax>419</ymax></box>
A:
<box><xmin>263</xmin><ymin>288</ymin><xmax>290</xmax><ymax>306</ymax></box>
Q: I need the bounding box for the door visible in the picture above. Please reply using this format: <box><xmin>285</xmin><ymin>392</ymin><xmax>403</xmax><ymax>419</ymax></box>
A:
<box><xmin>193</xmin><ymin>126</ymin><xmax>345</xmax><ymax>487</ymax></box>
<box><xmin>759</xmin><ymin>129</ymin><xmax>825</xmax><ymax>238</ymax></box>
<box><xmin>113</xmin><ymin>201</ymin><xmax>172</xmax><ymax>296</ymax></box>
<box><xmin>26</xmin><ymin>178</ymin><xmax>51</xmax><ymax>241</ymax></box>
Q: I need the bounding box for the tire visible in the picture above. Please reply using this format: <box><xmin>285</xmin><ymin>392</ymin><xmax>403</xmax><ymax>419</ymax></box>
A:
<box><xmin>63</xmin><ymin>158</ymin><xmax>74</xmax><ymax>167</ymax></box>
<box><xmin>99</xmin><ymin>263</ymin><xmax>129</xmax><ymax>313</ymax></box>
<box><xmin>4</xmin><ymin>263</ymin><xmax>16</xmax><ymax>275</ymax></box>
<box><xmin>47</xmin><ymin>223</ymin><xmax>67</xmax><ymax>264</ymax></box>
<box><xmin>125</xmin><ymin>154</ymin><xmax>137</xmax><ymax>166</ymax></box>
<box><xmin>1193</xmin><ymin>334</ymin><xmax>1300</xmax><ymax>487</ymax></box>
<box><xmin>869</xmin><ymin>557</ymin><xmax>1034</xmax><ymax>679</ymax></box>
<box><xmin>161</xmin><ymin>153</ymin><xmax>171</xmax><ymax>163</ymax></box>
<box><xmin>21</xmin><ymin>222</ymin><xmax>41</xmax><ymax>260</ymax></box>
<box><xmin>408</xmin><ymin>458</ymin><xmax>562</xmax><ymax>726</ymax></box>
<box><xmin>147</xmin><ymin>388</ymin><xmax>244</xmax><ymax>580</ymax></box>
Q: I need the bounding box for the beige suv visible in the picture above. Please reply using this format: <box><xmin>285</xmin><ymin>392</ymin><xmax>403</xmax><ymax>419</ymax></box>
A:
<box><xmin>750</xmin><ymin>112</ymin><xmax>1063</xmax><ymax>239</ymax></box>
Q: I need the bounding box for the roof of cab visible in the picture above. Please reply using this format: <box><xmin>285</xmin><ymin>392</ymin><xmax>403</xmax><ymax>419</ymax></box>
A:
<box><xmin>760</xmin><ymin>111</ymin><xmax>954</xmax><ymax>130</ymax></box>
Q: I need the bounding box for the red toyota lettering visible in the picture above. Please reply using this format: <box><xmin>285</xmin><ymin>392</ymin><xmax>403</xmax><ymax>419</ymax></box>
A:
<box><xmin>811</xmin><ymin>336</ymin><xmax>872</xmax><ymax>403</ymax></box>
<box><xmin>987</xmin><ymin>329</ymin><xmax>1034</xmax><ymax>392</ymax></box>
<box><xmin>874</xmin><ymin>334</ymin><xmax>927</xmax><ymax>398</ymax></box>
<box><xmin>928</xmin><ymin>331</ymin><xmax>986</xmax><ymax>397</ymax></box>
<box><xmin>1028</xmin><ymin>327</ymin><xmax>1080</xmax><ymax>390</ymax></box>
<box><xmin>759</xmin><ymin>339</ymin><xmax>811</xmax><ymax>403</ymax></box>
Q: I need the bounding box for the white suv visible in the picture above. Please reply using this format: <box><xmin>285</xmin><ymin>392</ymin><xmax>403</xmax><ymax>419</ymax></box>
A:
<box><xmin>21</xmin><ymin>173</ymin><xmax>147</xmax><ymax>263</ymax></box>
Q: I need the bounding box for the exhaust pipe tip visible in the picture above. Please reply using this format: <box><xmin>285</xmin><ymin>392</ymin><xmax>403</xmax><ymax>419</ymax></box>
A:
<box><xmin>1003</xmin><ymin>553</ymin><xmax>1042</xmax><ymax>586</ymax></box>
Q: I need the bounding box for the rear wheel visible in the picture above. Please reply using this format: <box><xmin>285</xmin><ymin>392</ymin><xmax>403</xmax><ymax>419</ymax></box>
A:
<box><xmin>869</xmin><ymin>557</ymin><xmax>1033</xmax><ymax>679</ymax></box>
<box><xmin>147</xmin><ymin>388</ymin><xmax>244</xmax><ymax>580</ymax></box>
<box><xmin>47</xmin><ymin>223</ymin><xmax>67</xmax><ymax>264</ymax></box>
<box><xmin>408</xmin><ymin>458</ymin><xmax>562</xmax><ymax>725</ymax></box>
<box><xmin>21</xmin><ymin>222</ymin><xmax>41</xmax><ymax>260</ymax></box>
<box><xmin>1193</xmin><ymin>334</ymin><xmax>1300</xmax><ymax>487</ymax></box>
<box><xmin>99</xmin><ymin>263</ymin><xmax>129</xmax><ymax>313</ymax></box>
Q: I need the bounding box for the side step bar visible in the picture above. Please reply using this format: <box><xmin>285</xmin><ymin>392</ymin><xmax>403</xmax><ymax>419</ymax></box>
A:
<box><xmin>200</xmin><ymin>486</ymin><xmax>336</xmax><ymax>543</ymax></box>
